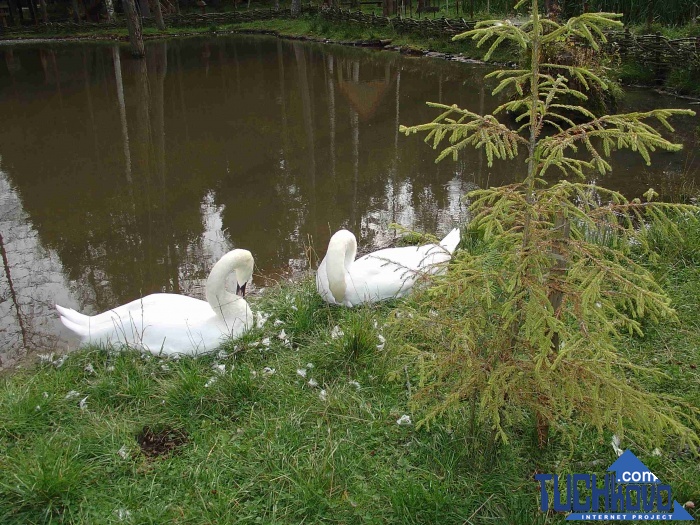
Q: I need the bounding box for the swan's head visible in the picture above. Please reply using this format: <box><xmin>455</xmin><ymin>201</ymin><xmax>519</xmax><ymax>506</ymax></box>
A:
<box><xmin>233</xmin><ymin>249</ymin><xmax>254</xmax><ymax>297</ymax></box>
<box><xmin>206</xmin><ymin>249</ymin><xmax>255</xmax><ymax>314</ymax></box>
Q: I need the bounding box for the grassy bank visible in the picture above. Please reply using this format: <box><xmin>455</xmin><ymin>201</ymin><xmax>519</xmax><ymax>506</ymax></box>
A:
<box><xmin>1</xmin><ymin>220</ymin><xmax>699</xmax><ymax>524</ymax></box>
<box><xmin>0</xmin><ymin>12</ymin><xmax>517</xmax><ymax>63</ymax></box>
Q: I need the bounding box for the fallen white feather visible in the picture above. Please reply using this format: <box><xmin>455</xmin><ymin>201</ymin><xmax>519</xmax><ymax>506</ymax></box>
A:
<box><xmin>308</xmin><ymin>378</ymin><xmax>319</xmax><ymax>388</ymax></box>
<box><xmin>296</xmin><ymin>368</ymin><xmax>307</xmax><ymax>378</ymax></box>
<box><xmin>396</xmin><ymin>414</ymin><xmax>412</xmax><ymax>426</ymax></box>
<box><xmin>79</xmin><ymin>396</ymin><xmax>89</xmax><ymax>411</ymax></box>
<box><xmin>611</xmin><ymin>434</ymin><xmax>624</xmax><ymax>457</ymax></box>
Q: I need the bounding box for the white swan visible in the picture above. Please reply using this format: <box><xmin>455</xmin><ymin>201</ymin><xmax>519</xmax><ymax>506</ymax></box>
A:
<box><xmin>316</xmin><ymin>228</ymin><xmax>461</xmax><ymax>307</ymax></box>
<box><xmin>56</xmin><ymin>249</ymin><xmax>255</xmax><ymax>356</ymax></box>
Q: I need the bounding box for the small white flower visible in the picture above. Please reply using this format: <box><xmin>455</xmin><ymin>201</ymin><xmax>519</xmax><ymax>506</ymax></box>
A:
<box><xmin>278</xmin><ymin>329</ymin><xmax>288</xmax><ymax>341</ymax></box>
<box><xmin>263</xmin><ymin>367</ymin><xmax>276</xmax><ymax>376</ymax></box>
<box><xmin>212</xmin><ymin>364</ymin><xmax>226</xmax><ymax>374</ymax></box>
<box><xmin>65</xmin><ymin>390</ymin><xmax>80</xmax><ymax>400</ymax></box>
<box><xmin>42</xmin><ymin>392</ymin><xmax>49</xmax><ymax>398</ymax></box>
<box><xmin>595</xmin><ymin>302</ymin><xmax>602</xmax><ymax>308</ymax></box>
<box><xmin>161</xmin><ymin>364</ymin><xmax>170</xmax><ymax>372</ymax></box>
<box><xmin>262</xmin><ymin>337</ymin><xmax>271</xmax><ymax>347</ymax></box>
<box><xmin>308</xmin><ymin>378</ymin><xmax>319</xmax><ymax>388</ymax></box>
<box><xmin>118</xmin><ymin>445</ymin><xmax>129</xmax><ymax>459</ymax></box>
<box><xmin>652</xmin><ymin>448</ymin><xmax>662</xmax><ymax>457</ymax></box>
<box><xmin>251</xmin><ymin>370</ymin><xmax>258</xmax><ymax>377</ymax></box>
<box><xmin>79</xmin><ymin>396</ymin><xmax>89</xmax><ymax>411</ymax></box>
<box><xmin>348</xmin><ymin>380</ymin><xmax>361</xmax><ymax>390</ymax></box>
<box><xmin>274</xmin><ymin>319</ymin><xmax>284</xmax><ymax>326</ymax></box>
<box><xmin>296</xmin><ymin>368</ymin><xmax>307</xmax><ymax>378</ymax></box>
<box><xmin>376</xmin><ymin>334</ymin><xmax>386</xmax><ymax>350</ymax></box>
<box><xmin>306</xmin><ymin>363</ymin><xmax>314</xmax><ymax>369</ymax></box>
<box><xmin>204</xmin><ymin>377</ymin><xmax>217</xmax><ymax>388</ymax></box>
<box><xmin>319</xmin><ymin>389</ymin><xmax>327</xmax><ymax>402</ymax></box>
<box><xmin>331</xmin><ymin>326</ymin><xmax>344</xmax><ymax>339</ymax></box>
<box><xmin>291</xmin><ymin>305</ymin><xmax>298</xmax><ymax>311</ymax></box>
<box><xmin>35</xmin><ymin>405</ymin><xmax>41</xmax><ymax>411</ymax></box>
<box><xmin>106</xmin><ymin>365</ymin><xmax>115</xmax><ymax>372</ymax></box>
<box><xmin>396</xmin><ymin>414</ymin><xmax>412</xmax><ymax>426</ymax></box>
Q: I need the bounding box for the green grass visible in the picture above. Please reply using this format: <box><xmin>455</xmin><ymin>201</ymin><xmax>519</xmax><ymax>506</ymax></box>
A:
<box><xmin>1</xmin><ymin>223</ymin><xmax>700</xmax><ymax>523</ymax></box>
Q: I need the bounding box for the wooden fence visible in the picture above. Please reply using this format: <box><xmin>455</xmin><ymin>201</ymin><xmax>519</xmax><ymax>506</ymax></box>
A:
<box><xmin>318</xmin><ymin>7</ymin><xmax>476</xmax><ymax>35</ymax></box>
<box><xmin>2</xmin><ymin>6</ymin><xmax>699</xmax><ymax>72</ymax></box>
<box><xmin>606</xmin><ymin>30</ymin><xmax>700</xmax><ymax>69</ymax></box>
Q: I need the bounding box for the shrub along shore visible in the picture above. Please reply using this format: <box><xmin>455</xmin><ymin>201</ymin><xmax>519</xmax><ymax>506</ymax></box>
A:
<box><xmin>2</xmin><ymin>8</ymin><xmax>700</xmax><ymax>96</ymax></box>
<box><xmin>1</xmin><ymin>219</ymin><xmax>698</xmax><ymax>523</ymax></box>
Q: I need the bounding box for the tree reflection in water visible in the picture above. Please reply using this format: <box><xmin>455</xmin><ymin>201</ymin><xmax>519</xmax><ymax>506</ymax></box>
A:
<box><xmin>1</xmin><ymin>36</ymin><xmax>693</xmax><ymax>360</ymax></box>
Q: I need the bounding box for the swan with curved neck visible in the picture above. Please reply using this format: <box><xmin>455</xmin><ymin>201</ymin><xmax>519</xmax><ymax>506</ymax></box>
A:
<box><xmin>56</xmin><ymin>249</ymin><xmax>255</xmax><ymax>356</ymax></box>
<box><xmin>316</xmin><ymin>228</ymin><xmax>460</xmax><ymax>307</ymax></box>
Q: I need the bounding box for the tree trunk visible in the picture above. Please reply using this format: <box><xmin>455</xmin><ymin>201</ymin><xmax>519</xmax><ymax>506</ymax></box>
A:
<box><xmin>6</xmin><ymin>0</ymin><xmax>18</xmax><ymax>25</ymax></box>
<box><xmin>26</xmin><ymin>0</ymin><xmax>38</xmax><ymax>24</ymax></box>
<box><xmin>104</xmin><ymin>0</ymin><xmax>115</xmax><ymax>21</ymax></box>
<box><xmin>291</xmin><ymin>0</ymin><xmax>300</xmax><ymax>16</ymax></box>
<box><xmin>38</xmin><ymin>0</ymin><xmax>48</xmax><ymax>23</ymax></box>
<box><xmin>15</xmin><ymin>0</ymin><xmax>25</xmax><ymax>22</ymax></box>
<box><xmin>71</xmin><ymin>0</ymin><xmax>80</xmax><ymax>22</ymax></box>
<box><xmin>151</xmin><ymin>0</ymin><xmax>165</xmax><ymax>29</ymax></box>
<box><xmin>138</xmin><ymin>0</ymin><xmax>151</xmax><ymax>17</ymax></box>
<box><xmin>123</xmin><ymin>0</ymin><xmax>145</xmax><ymax>58</ymax></box>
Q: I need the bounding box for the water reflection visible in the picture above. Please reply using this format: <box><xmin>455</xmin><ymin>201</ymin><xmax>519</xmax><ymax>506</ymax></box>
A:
<box><xmin>0</xmin><ymin>36</ymin><xmax>698</xmax><ymax>361</ymax></box>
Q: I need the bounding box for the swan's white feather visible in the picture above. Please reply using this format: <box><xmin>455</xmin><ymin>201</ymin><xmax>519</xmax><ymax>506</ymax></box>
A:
<box><xmin>56</xmin><ymin>250</ymin><xmax>254</xmax><ymax>356</ymax></box>
<box><xmin>316</xmin><ymin>228</ymin><xmax>460</xmax><ymax>307</ymax></box>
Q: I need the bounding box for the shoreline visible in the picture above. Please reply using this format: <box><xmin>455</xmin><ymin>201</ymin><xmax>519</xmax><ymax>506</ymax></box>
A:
<box><xmin>2</xmin><ymin>24</ymin><xmax>698</xmax><ymax>100</ymax></box>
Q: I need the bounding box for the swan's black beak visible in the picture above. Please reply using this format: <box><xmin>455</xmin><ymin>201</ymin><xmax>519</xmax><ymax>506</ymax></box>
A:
<box><xmin>236</xmin><ymin>282</ymin><xmax>247</xmax><ymax>298</ymax></box>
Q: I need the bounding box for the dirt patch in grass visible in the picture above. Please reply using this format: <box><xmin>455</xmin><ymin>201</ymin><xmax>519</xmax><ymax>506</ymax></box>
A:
<box><xmin>137</xmin><ymin>426</ymin><xmax>189</xmax><ymax>457</ymax></box>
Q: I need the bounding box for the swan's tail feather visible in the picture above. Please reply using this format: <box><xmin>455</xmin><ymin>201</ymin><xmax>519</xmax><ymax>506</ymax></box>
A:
<box><xmin>439</xmin><ymin>228</ymin><xmax>461</xmax><ymax>254</ymax></box>
<box><xmin>58</xmin><ymin>315</ymin><xmax>91</xmax><ymax>340</ymax></box>
<box><xmin>56</xmin><ymin>304</ymin><xmax>91</xmax><ymax>325</ymax></box>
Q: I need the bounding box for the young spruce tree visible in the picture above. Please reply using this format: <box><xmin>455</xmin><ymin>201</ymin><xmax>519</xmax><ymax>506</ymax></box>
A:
<box><xmin>395</xmin><ymin>0</ymin><xmax>700</xmax><ymax>450</ymax></box>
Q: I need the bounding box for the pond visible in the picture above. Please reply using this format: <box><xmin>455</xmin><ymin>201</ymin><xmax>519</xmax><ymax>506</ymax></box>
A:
<box><xmin>1</xmin><ymin>34</ymin><xmax>698</xmax><ymax>366</ymax></box>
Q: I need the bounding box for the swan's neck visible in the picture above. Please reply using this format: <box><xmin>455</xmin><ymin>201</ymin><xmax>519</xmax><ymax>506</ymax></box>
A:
<box><xmin>205</xmin><ymin>250</ymin><xmax>252</xmax><ymax>320</ymax></box>
<box><xmin>326</xmin><ymin>230</ymin><xmax>357</xmax><ymax>303</ymax></box>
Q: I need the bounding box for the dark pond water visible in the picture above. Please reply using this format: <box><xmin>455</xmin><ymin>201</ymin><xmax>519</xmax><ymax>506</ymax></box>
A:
<box><xmin>1</xmin><ymin>35</ymin><xmax>698</xmax><ymax>366</ymax></box>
